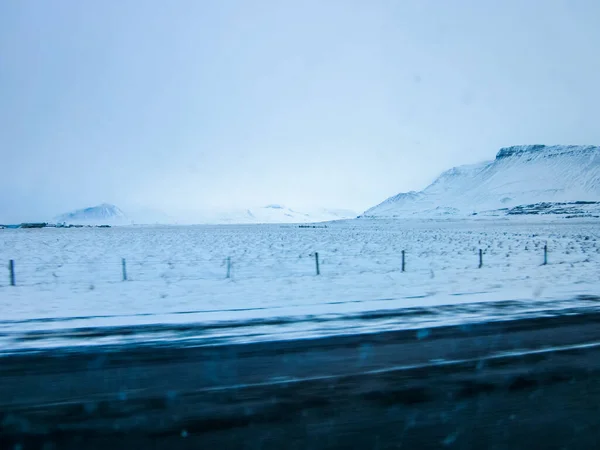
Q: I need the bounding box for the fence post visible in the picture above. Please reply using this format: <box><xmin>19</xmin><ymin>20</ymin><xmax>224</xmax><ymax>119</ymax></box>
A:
<box><xmin>402</xmin><ymin>250</ymin><xmax>406</xmax><ymax>272</ymax></box>
<box><xmin>122</xmin><ymin>258</ymin><xmax>128</xmax><ymax>281</ymax></box>
<box><xmin>543</xmin><ymin>244</ymin><xmax>548</xmax><ymax>265</ymax></box>
<box><xmin>9</xmin><ymin>260</ymin><xmax>15</xmax><ymax>286</ymax></box>
<box><xmin>478</xmin><ymin>249</ymin><xmax>483</xmax><ymax>268</ymax></box>
<box><xmin>315</xmin><ymin>252</ymin><xmax>320</xmax><ymax>276</ymax></box>
<box><xmin>226</xmin><ymin>257</ymin><xmax>231</xmax><ymax>279</ymax></box>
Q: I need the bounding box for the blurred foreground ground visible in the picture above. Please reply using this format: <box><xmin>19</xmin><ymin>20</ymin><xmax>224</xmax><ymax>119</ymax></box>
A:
<box><xmin>2</xmin><ymin>306</ymin><xmax>600</xmax><ymax>449</ymax></box>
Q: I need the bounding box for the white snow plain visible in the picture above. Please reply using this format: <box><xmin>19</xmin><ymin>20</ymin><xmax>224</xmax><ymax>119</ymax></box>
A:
<box><xmin>1</xmin><ymin>218</ymin><xmax>599</xmax><ymax>351</ymax></box>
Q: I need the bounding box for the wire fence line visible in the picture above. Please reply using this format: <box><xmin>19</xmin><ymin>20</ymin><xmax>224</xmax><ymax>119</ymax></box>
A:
<box><xmin>3</xmin><ymin>243</ymin><xmax>598</xmax><ymax>288</ymax></box>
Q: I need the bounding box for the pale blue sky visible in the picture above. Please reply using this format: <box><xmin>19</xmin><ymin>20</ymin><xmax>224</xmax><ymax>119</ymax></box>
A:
<box><xmin>2</xmin><ymin>0</ymin><xmax>600</xmax><ymax>222</ymax></box>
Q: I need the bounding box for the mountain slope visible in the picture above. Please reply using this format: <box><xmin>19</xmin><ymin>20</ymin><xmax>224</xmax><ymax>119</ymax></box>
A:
<box><xmin>364</xmin><ymin>145</ymin><xmax>600</xmax><ymax>218</ymax></box>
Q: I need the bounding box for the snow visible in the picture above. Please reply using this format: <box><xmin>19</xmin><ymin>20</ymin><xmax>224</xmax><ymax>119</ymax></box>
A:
<box><xmin>365</xmin><ymin>145</ymin><xmax>600</xmax><ymax>217</ymax></box>
<box><xmin>1</xmin><ymin>219</ymin><xmax>600</xmax><ymax>351</ymax></box>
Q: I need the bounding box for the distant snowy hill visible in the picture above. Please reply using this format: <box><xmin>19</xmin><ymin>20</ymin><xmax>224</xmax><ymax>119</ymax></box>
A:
<box><xmin>55</xmin><ymin>204</ymin><xmax>128</xmax><ymax>225</ymax></box>
<box><xmin>364</xmin><ymin>145</ymin><xmax>600</xmax><ymax>218</ymax></box>
<box><xmin>178</xmin><ymin>205</ymin><xmax>357</xmax><ymax>224</ymax></box>
<box><xmin>54</xmin><ymin>204</ymin><xmax>356</xmax><ymax>225</ymax></box>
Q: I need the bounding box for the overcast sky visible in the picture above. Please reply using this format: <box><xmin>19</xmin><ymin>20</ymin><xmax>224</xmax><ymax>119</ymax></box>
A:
<box><xmin>2</xmin><ymin>0</ymin><xmax>600</xmax><ymax>222</ymax></box>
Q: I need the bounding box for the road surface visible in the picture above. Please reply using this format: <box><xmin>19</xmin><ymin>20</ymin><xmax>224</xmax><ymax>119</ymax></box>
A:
<box><xmin>2</xmin><ymin>307</ymin><xmax>600</xmax><ymax>449</ymax></box>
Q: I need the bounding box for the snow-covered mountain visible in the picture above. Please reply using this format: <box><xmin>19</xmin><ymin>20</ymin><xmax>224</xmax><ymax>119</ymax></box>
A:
<box><xmin>364</xmin><ymin>145</ymin><xmax>600</xmax><ymax>218</ymax></box>
<box><xmin>55</xmin><ymin>204</ymin><xmax>128</xmax><ymax>225</ymax></box>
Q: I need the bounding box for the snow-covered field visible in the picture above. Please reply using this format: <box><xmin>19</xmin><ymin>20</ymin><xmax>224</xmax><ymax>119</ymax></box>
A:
<box><xmin>1</xmin><ymin>219</ymin><xmax>599</xmax><ymax>350</ymax></box>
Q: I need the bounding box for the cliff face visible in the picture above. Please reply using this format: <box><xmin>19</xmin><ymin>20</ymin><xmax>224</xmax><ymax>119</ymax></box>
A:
<box><xmin>495</xmin><ymin>145</ymin><xmax>600</xmax><ymax>160</ymax></box>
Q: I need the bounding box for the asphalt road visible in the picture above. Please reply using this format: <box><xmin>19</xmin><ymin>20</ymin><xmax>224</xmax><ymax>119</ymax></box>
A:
<box><xmin>2</xmin><ymin>309</ymin><xmax>600</xmax><ymax>449</ymax></box>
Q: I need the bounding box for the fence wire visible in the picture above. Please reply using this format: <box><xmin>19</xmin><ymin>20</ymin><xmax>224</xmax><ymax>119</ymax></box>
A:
<box><xmin>2</xmin><ymin>245</ymin><xmax>599</xmax><ymax>288</ymax></box>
